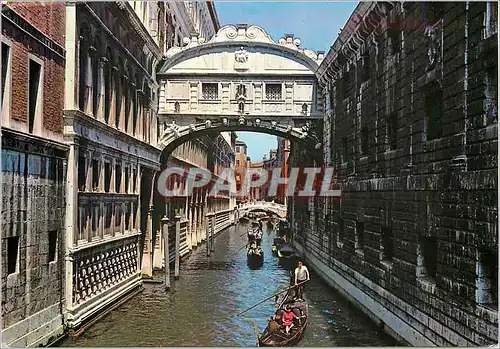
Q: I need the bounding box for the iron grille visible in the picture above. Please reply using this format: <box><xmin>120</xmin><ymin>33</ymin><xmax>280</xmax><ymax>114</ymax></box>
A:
<box><xmin>265</xmin><ymin>84</ymin><xmax>282</xmax><ymax>100</ymax></box>
<box><xmin>202</xmin><ymin>83</ymin><xmax>219</xmax><ymax>100</ymax></box>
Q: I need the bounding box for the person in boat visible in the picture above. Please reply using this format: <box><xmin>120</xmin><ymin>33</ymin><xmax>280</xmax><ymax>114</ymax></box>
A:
<box><xmin>254</xmin><ymin>228</ymin><xmax>263</xmax><ymax>247</ymax></box>
<box><xmin>281</xmin><ymin>304</ymin><xmax>298</xmax><ymax>334</ymax></box>
<box><xmin>268</xmin><ymin>315</ymin><xmax>280</xmax><ymax>334</ymax></box>
<box><xmin>294</xmin><ymin>260</ymin><xmax>310</xmax><ymax>301</ymax></box>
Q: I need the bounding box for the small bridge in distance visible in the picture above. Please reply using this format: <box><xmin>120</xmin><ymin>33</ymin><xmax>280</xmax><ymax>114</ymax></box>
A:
<box><xmin>237</xmin><ymin>201</ymin><xmax>287</xmax><ymax>219</ymax></box>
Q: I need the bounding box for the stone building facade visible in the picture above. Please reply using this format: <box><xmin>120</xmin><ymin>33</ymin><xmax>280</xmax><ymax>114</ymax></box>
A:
<box><xmin>235</xmin><ymin>140</ymin><xmax>251</xmax><ymax>203</ymax></box>
<box><xmin>62</xmin><ymin>1</ymin><xmax>164</xmax><ymax>330</ymax></box>
<box><xmin>290</xmin><ymin>1</ymin><xmax>498</xmax><ymax>346</ymax></box>
<box><xmin>61</xmin><ymin>0</ymin><xmax>227</xmax><ymax>329</ymax></box>
<box><xmin>1</xmin><ymin>3</ymin><xmax>67</xmax><ymax>347</ymax></box>
<box><xmin>275</xmin><ymin>138</ymin><xmax>290</xmax><ymax>205</ymax></box>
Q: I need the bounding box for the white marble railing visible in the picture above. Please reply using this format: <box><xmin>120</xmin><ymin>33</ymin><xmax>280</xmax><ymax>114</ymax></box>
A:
<box><xmin>72</xmin><ymin>234</ymin><xmax>139</xmax><ymax>306</ymax></box>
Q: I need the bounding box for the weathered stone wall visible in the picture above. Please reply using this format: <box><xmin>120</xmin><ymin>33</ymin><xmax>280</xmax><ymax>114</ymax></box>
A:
<box><xmin>1</xmin><ymin>3</ymin><xmax>67</xmax><ymax>346</ymax></box>
<box><xmin>292</xmin><ymin>1</ymin><xmax>498</xmax><ymax>346</ymax></box>
<box><xmin>1</xmin><ymin>134</ymin><xmax>67</xmax><ymax>347</ymax></box>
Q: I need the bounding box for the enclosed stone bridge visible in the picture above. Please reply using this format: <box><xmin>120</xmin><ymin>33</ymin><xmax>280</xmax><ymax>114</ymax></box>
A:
<box><xmin>238</xmin><ymin>201</ymin><xmax>287</xmax><ymax>219</ymax></box>
<box><xmin>156</xmin><ymin>24</ymin><xmax>326</xmax><ymax>163</ymax></box>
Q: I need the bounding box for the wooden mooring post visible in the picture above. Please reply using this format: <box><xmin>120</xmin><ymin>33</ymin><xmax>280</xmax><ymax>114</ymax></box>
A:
<box><xmin>211</xmin><ymin>214</ymin><xmax>216</xmax><ymax>252</ymax></box>
<box><xmin>205</xmin><ymin>213</ymin><xmax>211</xmax><ymax>256</ymax></box>
<box><xmin>174</xmin><ymin>213</ymin><xmax>181</xmax><ymax>280</ymax></box>
<box><xmin>162</xmin><ymin>216</ymin><xmax>170</xmax><ymax>291</ymax></box>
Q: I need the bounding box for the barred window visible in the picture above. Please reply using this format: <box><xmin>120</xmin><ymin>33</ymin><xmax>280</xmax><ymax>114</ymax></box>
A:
<box><xmin>484</xmin><ymin>2</ymin><xmax>498</xmax><ymax>38</ymax></box>
<box><xmin>265</xmin><ymin>83</ymin><xmax>282</xmax><ymax>100</ymax></box>
<box><xmin>202</xmin><ymin>83</ymin><xmax>218</xmax><ymax>100</ymax></box>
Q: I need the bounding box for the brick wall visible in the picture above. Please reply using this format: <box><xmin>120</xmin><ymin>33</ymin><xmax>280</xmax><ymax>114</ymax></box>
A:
<box><xmin>292</xmin><ymin>2</ymin><xmax>498</xmax><ymax>346</ymax></box>
<box><xmin>2</xmin><ymin>3</ymin><xmax>65</xmax><ymax>133</ymax></box>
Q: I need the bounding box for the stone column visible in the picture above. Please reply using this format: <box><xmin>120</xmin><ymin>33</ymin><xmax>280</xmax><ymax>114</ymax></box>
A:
<box><xmin>119</xmin><ymin>76</ymin><xmax>126</xmax><ymax>131</ymax></box>
<box><xmin>64</xmin><ymin>3</ymin><xmax>78</xmax><ymax>110</ymax></box>
<box><xmin>86</xmin><ymin>151</ymin><xmax>93</xmax><ymax>191</ymax></box>
<box><xmin>97</xmin><ymin>57</ymin><xmax>106</xmax><ymax>121</ymax></box>
<box><xmin>85</xmin><ymin>52</ymin><xmax>93</xmax><ymax>115</ymax></box>
<box><xmin>64</xmin><ymin>142</ymin><xmax>79</xmax><ymax>311</ymax></box>
<box><xmin>137</xmin><ymin>96</ymin><xmax>143</xmax><ymax>140</ymax></box>
<box><xmin>110</xmin><ymin>66</ymin><xmax>118</xmax><ymax>128</ymax></box>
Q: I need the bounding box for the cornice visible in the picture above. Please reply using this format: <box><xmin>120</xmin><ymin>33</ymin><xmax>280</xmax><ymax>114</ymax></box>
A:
<box><xmin>117</xmin><ymin>2</ymin><xmax>162</xmax><ymax>59</ymax></box>
<box><xmin>83</xmin><ymin>3</ymin><xmax>155</xmax><ymax>84</ymax></box>
<box><xmin>317</xmin><ymin>2</ymin><xmax>384</xmax><ymax>80</ymax></box>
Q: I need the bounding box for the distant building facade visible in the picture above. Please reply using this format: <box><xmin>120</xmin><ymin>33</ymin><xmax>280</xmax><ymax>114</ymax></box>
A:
<box><xmin>275</xmin><ymin>138</ymin><xmax>290</xmax><ymax>205</ymax></box>
<box><xmin>235</xmin><ymin>140</ymin><xmax>250</xmax><ymax>203</ymax></box>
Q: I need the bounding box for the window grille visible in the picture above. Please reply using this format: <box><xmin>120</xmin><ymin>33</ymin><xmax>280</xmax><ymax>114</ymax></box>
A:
<box><xmin>202</xmin><ymin>83</ymin><xmax>218</xmax><ymax>100</ymax></box>
<box><xmin>265</xmin><ymin>84</ymin><xmax>282</xmax><ymax>100</ymax></box>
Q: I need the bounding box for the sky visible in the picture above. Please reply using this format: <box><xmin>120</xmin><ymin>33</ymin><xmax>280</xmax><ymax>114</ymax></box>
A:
<box><xmin>215</xmin><ymin>1</ymin><xmax>358</xmax><ymax>161</ymax></box>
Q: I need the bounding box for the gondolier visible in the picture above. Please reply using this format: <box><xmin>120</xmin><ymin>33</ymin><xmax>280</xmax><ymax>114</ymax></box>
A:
<box><xmin>294</xmin><ymin>260</ymin><xmax>310</xmax><ymax>301</ymax></box>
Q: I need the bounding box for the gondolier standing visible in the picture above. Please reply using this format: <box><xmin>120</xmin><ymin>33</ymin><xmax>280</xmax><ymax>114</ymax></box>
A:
<box><xmin>294</xmin><ymin>260</ymin><xmax>310</xmax><ymax>301</ymax></box>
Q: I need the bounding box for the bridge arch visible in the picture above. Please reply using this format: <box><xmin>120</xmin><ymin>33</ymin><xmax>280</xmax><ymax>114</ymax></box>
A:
<box><xmin>238</xmin><ymin>201</ymin><xmax>287</xmax><ymax>219</ymax></box>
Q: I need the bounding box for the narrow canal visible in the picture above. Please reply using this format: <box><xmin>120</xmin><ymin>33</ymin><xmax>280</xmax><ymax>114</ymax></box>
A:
<box><xmin>59</xmin><ymin>222</ymin><xmax>397</xmax><ymax>347</ymax></box>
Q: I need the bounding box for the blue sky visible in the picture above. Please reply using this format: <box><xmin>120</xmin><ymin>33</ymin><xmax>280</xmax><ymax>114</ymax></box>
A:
<box><xmin>215</xmin><ymin>1</ymin><xmax>358</xmax><ymax>160</ymax></box>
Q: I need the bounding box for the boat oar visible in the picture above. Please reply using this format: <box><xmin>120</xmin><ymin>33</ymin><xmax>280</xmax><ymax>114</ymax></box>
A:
<box><xmin>236</xmin><ymin>280</ymin><xmax>308</xmax><ymax>317</ymax></box>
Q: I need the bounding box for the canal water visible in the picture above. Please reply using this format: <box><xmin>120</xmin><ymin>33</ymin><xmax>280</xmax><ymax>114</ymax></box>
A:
<box><xmin>59</xmin><ymin>222</ymin><xmax>397</xmax><ymax>347</ymax></box>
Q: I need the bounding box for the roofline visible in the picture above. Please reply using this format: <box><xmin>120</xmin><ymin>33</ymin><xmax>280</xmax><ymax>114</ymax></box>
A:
<box><xmin>159</xmin><ymin>41</ymin><xmax>320</xmax><ymax>76</ymax></box>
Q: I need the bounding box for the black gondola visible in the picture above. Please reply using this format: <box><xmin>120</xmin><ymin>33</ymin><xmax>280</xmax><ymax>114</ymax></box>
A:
<box><xmin>277</xmin><ymin>220</ymin><xmax>290</xmax><ymax>238</ymax></box>
<box><xmin>266</xmin><ymin>219</ymin><xmax>275</xmax><ymax>230</ymax></box>
<box><xmin>258</xmin><ymin>287</ymin><xmax>308</xmax><ymax>346</ymax></box>
<box><xmin>271</xmin><ymin>237</ymin><xmax>286</xmax><ymax>255</ymax></box>
<box><xmin>247</xmin><ymin>244</ymin><xmax>264</xmax><ymax>267</ymax></box>
<box><xmin>277</xmin><ymin>245</ymin><xmax>298</xmax><ymax>269</ymax></box>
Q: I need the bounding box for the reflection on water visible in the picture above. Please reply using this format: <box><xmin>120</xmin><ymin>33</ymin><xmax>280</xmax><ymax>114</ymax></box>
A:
<box><xmin>58</xmin><ymin>222</ymin><xmax>398</xmax><ymax>347</ymax></box>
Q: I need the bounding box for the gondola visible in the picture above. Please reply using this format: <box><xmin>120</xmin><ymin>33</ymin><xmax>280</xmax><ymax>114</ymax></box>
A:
<box><xmin>258</xmin><ymin>286</ymin><xmax>308</xmax><ymax>346</ymax></box>
<box><xmin>239</xmin><ymin>216</ymin><xmax>250</xmax><ymax>223</ymax></box>
<box><xmin>277</xmin><ymin>245</ymin><xmax>298</xmax><ymax>269</ymax></box>
<box><xmin>247</xmin><ymin>244</ymin><xmax>264</xmax><ymax>267</ymax></box>
<box><xmin>266</xmin><ymin>219</ymin><xmax>275</xmax><ymax>230</ymax></box>
<box><xmin>271</xmin><ymin>237</ymin><xmax>286</xmax><ymax>255</ymax></box>
<box><xmin>247</xmin><ymin>229</ymin><xmax>255</xmax><ymax>242</ymax></box>
<box><xmin>277</xmin><ymin>220</ymin><xmax>290</xmax><ymax>238</ymax></box>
